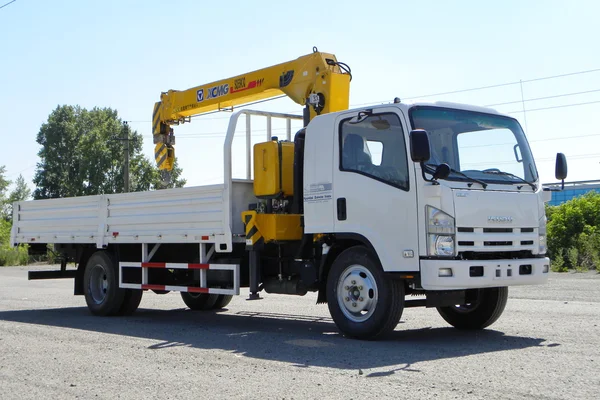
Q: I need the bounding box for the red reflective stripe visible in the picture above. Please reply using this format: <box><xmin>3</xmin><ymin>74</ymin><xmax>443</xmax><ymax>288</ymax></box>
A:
<box><xmin>142</xmin><ymin>262</ymin><xmax>166</xmax><ymax>268</ymax></box>
<box><xmin>201</xmin><ymin>235</ymin><xmax>209</xmax><ymax>240</ymax></box>
<box><xmin>187</xmin><ymin>263</ymin><xmax>209</xmax><ymax>270</ymax></box>
<box><xmin>142</xmin><ymin>284</ymin><xmax>166</xmax><ymax>290</ymax></box>
<box><xmin>187</xmin><ymin>287</ymin><xmax>209</xmax><ymax>293</ymax></box>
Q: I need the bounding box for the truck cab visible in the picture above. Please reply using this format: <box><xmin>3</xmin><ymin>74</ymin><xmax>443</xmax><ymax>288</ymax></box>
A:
<box><xmin>304</xmin><ymin>101</ymin><xmax>551</xmax><ymax>288</ymax></box>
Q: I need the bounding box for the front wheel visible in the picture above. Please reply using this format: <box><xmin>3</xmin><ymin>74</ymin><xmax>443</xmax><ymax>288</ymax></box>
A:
<box><xmin>326</xmin><ymin>246</ymin><xmax>404</xmax><ymax>340</ymax></box>
<box><xmin>436</xmin><ymin>287</ymin><xmax>508</xmax><ymax>330</ymax></box>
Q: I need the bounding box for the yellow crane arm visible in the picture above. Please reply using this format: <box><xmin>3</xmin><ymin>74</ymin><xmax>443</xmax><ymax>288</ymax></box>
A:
<box><xmin>152</xmin><ymin>48</ymin><xmax>351</xmax><ymax>171</ymax></box>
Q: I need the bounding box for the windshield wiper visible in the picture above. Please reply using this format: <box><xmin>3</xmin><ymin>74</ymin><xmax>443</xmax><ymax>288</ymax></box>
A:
<box><xmin>425</xmin><ymin>164</ymin><xmax>488</xmax><ymax>189</ymax></box>
<box><xmin>481</xmin><ymin>170</ymin><xmax>537</xmax><ymax>190</ymax></box>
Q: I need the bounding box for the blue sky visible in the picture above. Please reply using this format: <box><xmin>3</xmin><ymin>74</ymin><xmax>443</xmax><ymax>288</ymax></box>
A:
<box><xmin>1</xmin><ymin>0</ymin><xmax>599</xmax><ymax>191</ymax></box>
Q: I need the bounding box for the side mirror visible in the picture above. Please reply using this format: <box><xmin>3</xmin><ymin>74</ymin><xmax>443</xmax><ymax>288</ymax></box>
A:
<box><xmin>555</xmin><ymin>153</ymin><xmax>567</xmax><ymax>180</ymax></box>
<box><xmin>555</xmin><ymin>152</ymin><xmax>567</xmax><ymax>190</ymax></box>
<box><xmin>432</xmin><ymin>163</ymin><xmax>451</xmax><ymax>180</ymax></box>
<box><xmin>410</xmin><ymin>129</ymin><xmax>430</xmax><ymax>163</ymax></box>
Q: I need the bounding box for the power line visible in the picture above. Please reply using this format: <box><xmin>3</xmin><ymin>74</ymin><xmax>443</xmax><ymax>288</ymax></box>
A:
<box><xmin>350</xmin><ymin>67</ymin><xmax>600</xmax><ymax>108</ymax></box>
<box><xmin>520</xmin><ymin>68</ymin><xmax>600</xmax><ymax>85</ymax></box>
<box><xmin>529</xmin><ymin>133</ymin><xmax>600</xmax><ymax>144</ymax></box>
<box><xmin>0</xmin><ymin>0</ymin><xmax>16</xmax><ymax>10</ymax></box>
<box><xmin>507</xmin><ymin>100</ymin><xmax>600</xmax><ymax>114</ymax></box>
<box><xmin>403</xmin><ymin>68</ymin><xmax>600</xmax><ymax>101</ymax></box>
<box><xmin>485</xmin><ymin>89</ymin><xmax>600</xmax><ymax>107</ymax></box>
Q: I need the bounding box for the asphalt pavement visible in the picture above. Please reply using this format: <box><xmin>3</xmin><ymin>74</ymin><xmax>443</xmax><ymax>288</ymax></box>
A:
<box><xmin>1</xmin><ymin>265</ymin><xmax>599</xmax><ymax>399</ymax></box>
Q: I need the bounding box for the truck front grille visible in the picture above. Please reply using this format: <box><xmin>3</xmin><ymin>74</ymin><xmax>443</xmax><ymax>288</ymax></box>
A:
<box><xmin>483</xmin><ymin>228</ymin><xmax>513</xmax><ymax>233</ymax></box>
<box><xmin>456</xmin><ymin>226</ymin><xmax>537</xmax><ymax>253</ymax></box>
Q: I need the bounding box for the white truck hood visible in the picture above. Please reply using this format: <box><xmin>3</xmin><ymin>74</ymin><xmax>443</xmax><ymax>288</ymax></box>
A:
<box><xmin>453</xmin><ymin>189</ymin><xmax>539</xmax><ymax>228</ymax></box>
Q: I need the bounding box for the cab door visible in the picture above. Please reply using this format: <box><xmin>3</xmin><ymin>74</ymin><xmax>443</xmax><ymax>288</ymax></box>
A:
<box><xmin>332</xmin><ymin>108</ymin><xmax>419</xmax><ymax>272</ymax></box>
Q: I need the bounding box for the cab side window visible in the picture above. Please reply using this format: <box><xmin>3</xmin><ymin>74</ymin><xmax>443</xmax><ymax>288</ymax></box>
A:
<box><xmin>340</xmin><ymin>113</ymin><xmax>409</xmax><ymax>191</ymax></box>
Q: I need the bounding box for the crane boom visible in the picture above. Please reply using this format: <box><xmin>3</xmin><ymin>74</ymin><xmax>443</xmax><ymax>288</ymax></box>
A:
<box><xmin>152</xmin><ymin>48</ymin><xmax>351</xmax><ymax>171</ymax></box>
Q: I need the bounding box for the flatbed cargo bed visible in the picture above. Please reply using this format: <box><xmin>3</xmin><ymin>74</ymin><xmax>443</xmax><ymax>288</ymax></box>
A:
<box><xmin>11</xmin><ymin>181</ymin><xmax>256</xmax><ymax>252</ymax></box>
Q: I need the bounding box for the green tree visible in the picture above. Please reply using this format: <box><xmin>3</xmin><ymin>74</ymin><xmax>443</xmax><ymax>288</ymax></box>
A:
<box><xmin>2</xmin><ymin>175</ymin><xmax>31</xmax><ymax>221</ymax></box>
<box><xmin>0</xmin><ymin>165</ymin><xmax>10</xmax><ymax>213</ymax></box>
<box><xmin>33</xmin><ymin>105</ymin><xmax>185</xmax><ymax>199</ymax></box>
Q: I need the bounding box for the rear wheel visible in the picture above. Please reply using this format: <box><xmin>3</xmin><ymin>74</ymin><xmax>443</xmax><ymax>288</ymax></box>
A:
<box><xmin>117</xmin><ymin>289</ymin><xmax>143</xmax><ymax>316</ymax></box>
<box><xmin>211</xmin><ymin>295</ymin><xmax>233</xmax><ymax>310</ymax></box>
<box><xmin>436</xmin><ymin>287</ymin><xmax>508</xmax><ymax>330</ymax></box>
<box><xmin>83</xmin><ymin>251</ymin><xmax>125</xmax><ymax>316</ymax></box>
<box><xmin>326</xmin><ymin>246</ymin><xmax>404</xmax><ymax>340</ymax></box>
<box><xmin>180</xmin><ymin>292</ymin><xmax>219</xmax><ymax>310</ymax></box>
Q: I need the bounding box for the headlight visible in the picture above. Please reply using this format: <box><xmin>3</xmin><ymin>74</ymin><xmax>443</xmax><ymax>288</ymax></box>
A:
<box><xmin>427</xmin><ymin>206</ymin><xmax>455</xmax><ymax>234</ymax></box>
<box><xmin>429</xmin><ymin>235</ymin><xmax>455</xmax><ymax>256</ymax></box>
<box><xmin>427</xmin><ymin>206</ymin><xmax>455</xmax><ymax>256</ymax></box>
<box><xmin>539</xmin><ymin>235</ymin><xmax>547</xmax><ymax>254</ymax></box>
<box><xmin>539</xmin><ymin>216</ymin><xmax>547</xmax><ymax>254</ymax></box>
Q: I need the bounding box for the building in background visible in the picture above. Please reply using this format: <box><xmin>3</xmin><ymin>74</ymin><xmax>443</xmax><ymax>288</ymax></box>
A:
<box><xmin>542</xmin><ymin>180</ymin><xmax>600</xmax><ymax>206</ymax></box>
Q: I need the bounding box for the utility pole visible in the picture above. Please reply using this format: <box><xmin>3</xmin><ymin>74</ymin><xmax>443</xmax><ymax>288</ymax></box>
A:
<box><xmin>123</xmin><ymin>122</ymin><xmax>130</xmax><ymax>192</ymax></box>
<box><xmin>115</xmin><ymin>121</ymin><xmax>132</xmax><ymax>192</ymax></box>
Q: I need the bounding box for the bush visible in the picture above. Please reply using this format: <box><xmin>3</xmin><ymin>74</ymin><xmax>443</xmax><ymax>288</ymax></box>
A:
<box><xmin>576</xmin><ymin>233</ymin><xmax>600</xmax><ymax>271</ymax></box>
<box><xmin>547</xmin><ymin>192</ymin><xmax>600</xmax><ymax>271</ymax></box>
<box><xmin>0</xmin><ymin>219</ymin><xmax>29</xmax><ymax>266</ymax></box>
<box><xmin>566</xmin><ymin>247</ymin><xmax>579</xmax><ymax>269</ymax></box>
<box><xmin>0</xmin><ymin>219</ymin><xmax>9</xmax><ymax>245</ymax></box>
<box><xmin>550</xmin><ymin>249</ymin><xmax>568</xmax><ymax>272</ymax></box>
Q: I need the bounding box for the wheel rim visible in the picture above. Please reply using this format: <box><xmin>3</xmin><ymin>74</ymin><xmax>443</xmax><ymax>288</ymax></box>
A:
<box><xmin>451</xmin><ymin>290</ymin><xmax>482</xmax><ymax>313</ymax></box>
<box><xmin>451</xmin><ymin>303</ymin><xmax>478</xmax><ymax>313</ymax></box>
<box><xmin>88</xmin><ymin>264</ymin><xmax>108</xmax><ymax>304</ymax></box>
<box><xmin>336</xmin><ymin>264</ymin><xmax>379</xmax><ymax>323</ymax></box>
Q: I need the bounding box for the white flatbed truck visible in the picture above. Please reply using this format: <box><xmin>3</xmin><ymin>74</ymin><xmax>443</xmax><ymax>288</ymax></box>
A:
<box><xmin>11</xmin><ymin>50</ymin><xmax>568</xmax><ymax>339</ymax></box>
<box><xmin>12</xmin><ymin>102</ymin><xmax>567</xmax><ymax>339</ymax></box>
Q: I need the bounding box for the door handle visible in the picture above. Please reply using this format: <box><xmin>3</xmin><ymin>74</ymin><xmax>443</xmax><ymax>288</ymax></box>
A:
<box><xmin>337</xmin><ymin>198</ymin><xmax>347</xmax><ymax>221</ymax></box>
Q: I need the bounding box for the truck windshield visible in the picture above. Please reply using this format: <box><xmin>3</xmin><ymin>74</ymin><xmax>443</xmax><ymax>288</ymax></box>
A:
<box><xmin>409</xmin><ymin>106</ymin><xmax>538</xmax><ymax>187</ymax></box>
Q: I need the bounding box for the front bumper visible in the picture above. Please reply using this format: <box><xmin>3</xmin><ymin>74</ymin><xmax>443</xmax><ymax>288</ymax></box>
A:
<box><xmin>420</xmin><ymin>257</ymin><xmax>550</xmax><ymax>290</ymax></box>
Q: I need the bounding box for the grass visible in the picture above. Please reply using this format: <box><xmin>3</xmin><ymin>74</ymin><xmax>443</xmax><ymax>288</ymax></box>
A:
<box><xmin>0</xmin><ymin>244</ymin><xmax>29</xmax><ymax>266</ymax></box>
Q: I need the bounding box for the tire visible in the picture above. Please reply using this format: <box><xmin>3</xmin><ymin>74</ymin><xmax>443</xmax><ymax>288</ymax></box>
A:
<box><xmin>180</xmin><ymin>292</ymin><xmax>219</xmax><ymax>310</ymax></box>
<box><xmin>83</xmin><ymin>251</ymin><xmax>125</xmax><ymax>316</ymax></box>
<box><xmin>326</xmin><ymin>246</ymin><xmax>404</xmax><ymax>340</ymax></box>
<box><xmin>436</xmin><ymin>287</ymin><xmax>508</xmax><ymax>330</ymax></box>
<box><xmin>117</xmin><ymin>289</ymin><xmax>143</xmax><ymax>316</ymax></box>
<box><xmin>211</xmin><ymin>295</ymin><xmax>233</xmax><ymax>310</ymax></box>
